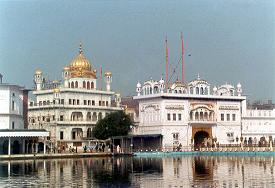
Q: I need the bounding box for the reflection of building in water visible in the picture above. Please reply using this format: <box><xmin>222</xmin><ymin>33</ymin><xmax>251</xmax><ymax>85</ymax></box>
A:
<box><xmin>193</xmin><ymin>156</ymin><xmax>213</xmax><ymax>180</ymax></box>
<box><xmin>0</xmin><ymin>156</ymin><xmax>274</xmax><ymax>187</ymax></box>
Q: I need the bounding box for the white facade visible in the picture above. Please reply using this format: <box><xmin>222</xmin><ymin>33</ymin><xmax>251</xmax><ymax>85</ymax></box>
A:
<box><xmin>28</xmin><ymin>44</ymin><xmax>122</xmax><ymax>149</ymax></box>
<box><xmin>0</xmin><ymin>84</ymin><xmax>25</xmax><ymax>130</ymax></box>
<box><xmin>134</xmin><ymin>75</ymin><xmax>246</xmax><ymax>150</ymax></box>
<box><xmin>242</xmin><ymin>109</ymin><xmax>275</xmax><ymax>142</ymax></box>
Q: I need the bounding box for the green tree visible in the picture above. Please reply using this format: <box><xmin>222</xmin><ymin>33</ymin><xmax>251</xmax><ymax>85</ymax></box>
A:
<box><xmin>92</xmin><ymin>111</ymin><xmax>132</xmax><ymax>140</ymax></box>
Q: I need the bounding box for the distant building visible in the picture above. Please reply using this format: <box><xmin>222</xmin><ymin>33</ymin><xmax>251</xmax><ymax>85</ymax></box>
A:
<box><xmin>133</xmin><ymin>75</ymin><xmax>246</xmax><ymax>150</ymax></box>
<box><xmin>121</xmin><ymin>96</ymin><xmax>139</xmax><ymax>122</ymax></box>
<box><xmin>28</xmin><ymin>43</ymin><xmax>122</xmax><ymax>151</ymax></box>
<box><xmin>132</xmin><ymin>72</ymin><xmax>275</xmax><ymax>151</ymax></box>
<box><xmin>242</xmin><ymin>101</ymin><xmax>275</xmax><ymax>143</ymax></box>
<box><xmin>0</xmin><ymin>75</ymin><xmax>48</xmax><ymax>155</ymax></box>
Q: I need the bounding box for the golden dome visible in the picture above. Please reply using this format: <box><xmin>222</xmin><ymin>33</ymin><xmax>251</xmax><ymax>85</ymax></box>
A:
<box><xmin>68</xmin><ymin>43</ymin><xmax>97</xmax><ymax>79</ymax></box>
<box><xmin>70</xmin><ymin>43</ymin><xmax>91</xmax><ymax>70</ymax></box>
<box><xmin>35</xmin><ymin>69</ymin><xmax>42</xmax><ymax>75</ymax></box>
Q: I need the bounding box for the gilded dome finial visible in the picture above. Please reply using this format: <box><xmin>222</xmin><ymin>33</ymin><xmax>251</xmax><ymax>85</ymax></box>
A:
<box><xmin>79</xmin><ymin>42</ymin><xmax>83</xmax><ymax>54</ymax></box>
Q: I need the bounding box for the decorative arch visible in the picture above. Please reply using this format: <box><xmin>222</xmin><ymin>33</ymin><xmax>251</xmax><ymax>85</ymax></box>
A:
<box><xmin>87</xmin><ymin>112</ymin><xmax>91</xmax><ymax>121</ymax></box>
<box><xmin>92</xmin><ymin>112</ymin><xmax>97</xmax><ymax>121</ymax></box>
<box><xmin>200</xmin><ymin>87</ymin><xmax>204</xmax><ymax>95</ymax></box>
<box><xmin>83</xmin><ymin>81</ymin><xmax>86</xmax><ymax>88</ymax></box>
<box><xmin>91</xmin><ymin>82</ymin><xmax>94</xmax><ymax>89</ymax></box>
<box><xmin>71</xmin><ymin>82</ymin><xmax>74</xmax><ymax>88</ymax></box>
<box><xmin>196</xmin><ymin>87</ymin><xmax>199</xmax><ymax>94</ymax></box>
<box><xmin>75</xmin><ymin>81</ymin><xmax>78</xmax><ymax>88</ymax></box>
<box><xmin>87</xmin><ymin>128</ymin><xmax>92</xmax><ymax>138</ymax></box>
<box><xmin>98</xmin><ymin>112</ymin><xmax>103</xmax><ymax>120</ymax></box>
<box><xmin>87</xmin><ymin>82</ymin><xmax>90</xmax><ymax>89</ymax></box>
<box><xmin>204</xmin><ymin>87</ymin><xmax>208</xmax><ymax>95</ymax></box>
<box><xmin>71</xmin><ymin>112</ymin><xmax>83</xmax><ymax>121</ymax></box>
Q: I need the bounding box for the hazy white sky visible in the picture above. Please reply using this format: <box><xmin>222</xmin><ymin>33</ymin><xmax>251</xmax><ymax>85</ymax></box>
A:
<box><xmin>0</xmin><ymin>0</ymin><xmax>274</xmax><ymax>100</ymax></box>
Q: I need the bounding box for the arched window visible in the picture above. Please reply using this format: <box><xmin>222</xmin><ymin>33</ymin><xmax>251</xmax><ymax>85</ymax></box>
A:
<box><xmin>204</xmin><ymin>112</ymin><xmax>208</xmax><ymax>120</ymax></box>
<box><xmin>87</xmin><ymin>112</ymin><xmax>91</xmax><ymax>121</ymax></box>
<box><xmin>195</xmin><ymin>112</ymin><xmax>199</xmax><ymax>120</ymax></box>
<box><xmin>205</xmin><ymin>87</ymin><xmax>208</xmax><ymax>95</ymax></box>
<box><xmin>68</xmin><ymin>82</ymin><xmax>70</xmax><ymax>88</ymax></box>
<box><xmin>200</xmin><ymin>87</ymin><xmax>204</xmax><ymax>95</ymax></box>
<box><xmin>92</xmin><ymin>112</ymin><xmax>97</xmax><ymax>121</ymax></box>
<box><xmin>196</xmin><ymin>87</ymin><xmax>199</xmax><ymax>94</ymax></box>
<box><xmin>75</xmin><ymin>81</ymin><xmax>78</xmax><ymax>88</ymax></box>
<box><xmin>190</xmin><ymin>87</ymin><xmax>193</xmax><ymax>94</ymax></box>
<box><xmin>87</xmin><ymin>82</ymin><xmax>90</xmax><ymax>89</ymax></box>
<box><xmin>91</xmin><ymin>82</ymin><xmax>94</xmax><ymax>89</ymax></box>
<box><xmin>150</xmin><ymin>87</ymin><xmax>152</xmax><ymax>94</ymax></box>
<box><xmin>71</xmin><ymin>112</ymin><xmax>83</xmax><ymax>121</ymax></box>
<box><xmin>230</xmin><ymin>90</ymin><xmax>234</xmax><ymax>96</ymax></box>
<box><xmin>200</xmin><ymin>112</ymin><xmax>203</xmax><ymax>120</ymax></box>
<box><xmin>98</xmin><ymin>112</ymin><xmax>103</xmax><ymax>120</ymax></box>
<box><xmin>190</xmin><ymin>112</ymin><xmax>193</xmax><ymax>120</ymax></box>
<box><xmin>83</xmin><ymin>81</ymin><xmax>86</xmax><ymax>88</ymax></box>
<box><xmin>87</xmin><ymin>128</ymin><xmax>92</xmax><ymax>138</ymax></box>
<box><xmin>154</xmin><ymin>86</ymin><xmax>158</xmax><ymax>94</ymax></box>
<box><xmin>71</xmin><ymin>82</ymin><xmax>74</xmax><ymax>88</ymax></box>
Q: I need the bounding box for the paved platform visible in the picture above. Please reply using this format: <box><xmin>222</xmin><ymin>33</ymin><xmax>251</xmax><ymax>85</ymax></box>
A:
<box><xmin>0</xmin><ymin>152</ymin><xmax>114</xmax><ymax>160</ymax></box>
<box><xmin>134</xmin><ymin>151</ymin><xmax>275</xmax><ymax>157</ymax></box>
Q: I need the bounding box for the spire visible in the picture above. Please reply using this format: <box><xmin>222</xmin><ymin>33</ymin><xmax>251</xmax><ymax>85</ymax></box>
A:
<box><xmin>79</xmin><ymin>42</ymin><xmax>83</xmax><ymax>54</ymax></box>
<box><xmin>165</xmin><ymin>35</ymin><xmax>169</xmax><ymax>90</ymax></box>
<box><xmin>197</xmin><ymin>73</ymin><xmax>200</xmax><ymax>80</ymax></box>
<box><xmin>181</xmin><ymin>32</ymin><xmax>184</xmax><ymax>83</ymax></box>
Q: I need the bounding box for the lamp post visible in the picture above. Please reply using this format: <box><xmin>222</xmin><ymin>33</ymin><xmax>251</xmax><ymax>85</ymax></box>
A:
<box><xmin>130</xmin><ymin>125</ymin><xmax>134</xmax><ymax>153</ymax></box>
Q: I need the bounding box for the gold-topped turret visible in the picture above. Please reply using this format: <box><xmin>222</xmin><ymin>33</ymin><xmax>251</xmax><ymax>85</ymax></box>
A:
<box><xmin>66</xmin><ymin>42</ymin><xmax>97</xmax><ymax>79</ymax></box>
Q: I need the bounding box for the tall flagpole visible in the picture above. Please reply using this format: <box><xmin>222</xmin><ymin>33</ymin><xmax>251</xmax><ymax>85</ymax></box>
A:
<box><xmin>181</xmin><ymin>32</ymin><xmax>184</xmax><ymax>83</ymax></box>
<box><xmin>165</xmin><ymin>36</ymin><xmax>169</xmax><ymax>90</ymax></box>
<box><xmin>100</xmin><ymin>65</ymin><xmax>102</xmax><ymax>91</ymax></box>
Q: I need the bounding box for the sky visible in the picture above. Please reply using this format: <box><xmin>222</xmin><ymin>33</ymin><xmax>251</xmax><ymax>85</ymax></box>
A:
<box><xmin>0</xmin><ymin>0</ymin><xmax>274</xmax><ymax>101</ymax></box>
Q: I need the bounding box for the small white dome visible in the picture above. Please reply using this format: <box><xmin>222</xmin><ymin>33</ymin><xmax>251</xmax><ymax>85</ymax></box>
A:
<box><xmin>136</xmin><ymin>82</ymin><xmax>141</xmax><ymax>88</ymax></box>
<box><xmin>159</xmin><ymin>78</ymin><xmax>164</xmax><ymax>84</ymax></box>
<box><xmin>237</xmin><ymin>83</ymin><xmax>242</xmax><ymax>88</ymax></box>
<box><xmin>213</xmin><ymin>86</ymin><xmax>217</xmax><ymax>91</ymax></box>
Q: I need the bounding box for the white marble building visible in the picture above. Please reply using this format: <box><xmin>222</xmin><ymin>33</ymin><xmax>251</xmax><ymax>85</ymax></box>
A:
<box><xmin>28</xmin><ymin>44</ymin><xmax>122</xmax><ymax>150</ymax></box>
<box><xmin>242</xmin><ymin>108</ymin><xmax>275</xmax><ymax>143</ymax></box>
<box><xmin>0</xmin><ymin>78</ymin><xmax>25</xmax><ymax>130</ymax></box>
<box><xmin>133</xmin><ymin>75</ymin><xmax>247</xmax><ymax>150</ymax></box>
<box><xmin>0</xmin><ymin>74</ymin><xmax>48</xmax><ymax>155</ymax></box>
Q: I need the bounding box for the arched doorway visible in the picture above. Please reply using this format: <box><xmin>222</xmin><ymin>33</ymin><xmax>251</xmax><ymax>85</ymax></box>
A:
<box><xmin>38</xmin><ymin>142</ymin><xmax>44</xmax><ymax>153</ymax></box>
<box><xmin>2</xmin><ymin>140</ymin><xmax>9</xmax><ymax>154</ymax></box>
<box><xmin>194</xmin><ymin>131</ymin><xmax>209</xmax><ymax>147</ymax></box>
<box><xmin>12</xmin><ymin>140</ymin><xmax>20</xmax><ymax>154</ymax></box>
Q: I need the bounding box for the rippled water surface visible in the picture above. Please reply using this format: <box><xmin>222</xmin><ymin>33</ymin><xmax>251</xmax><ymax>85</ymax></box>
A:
<box><xmin>0</xmin><ymin>155</ymin><xmax>275</xmax><ymax>187</ymax></box>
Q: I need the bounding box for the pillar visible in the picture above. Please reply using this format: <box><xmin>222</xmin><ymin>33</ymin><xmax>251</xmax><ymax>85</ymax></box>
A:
<box><xmin>8</xmin><ymin>137</ymin><xmax>11</xmax><ymax>155</ymax></box>
<box><xmin>26</xmin><ymin>142</ymin><xmax>29</xmax><ymax>154</ymax></box>
<box><xmin>44</xmin><ymin>138</ymin><xmax>46</xmax><ymax>154</ymax></box>
<box><xmin>35</xmin><ymin>143</ymin><xmax>38</xmax><ymax>153</ymax></box>
<box><xmin>22</xmin><ymin>139</ymin><xmax>25</xmax><ymax>154</ymax></box>
<box><xmin>8</xmin><ymin>161</ymin><xmax>10</xmax><ymax>177</ymax></box>
<box><xmin>31</xmin><ymin>143</ymin><xmax>34</xmax><ymax>153</ymax></box>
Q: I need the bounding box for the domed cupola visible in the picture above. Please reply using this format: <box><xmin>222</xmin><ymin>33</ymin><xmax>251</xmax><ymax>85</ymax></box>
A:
<box><xmin>68</xmin><ymin>43</ymin><xmax>97</xmax><ymax>79</ymax></box>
